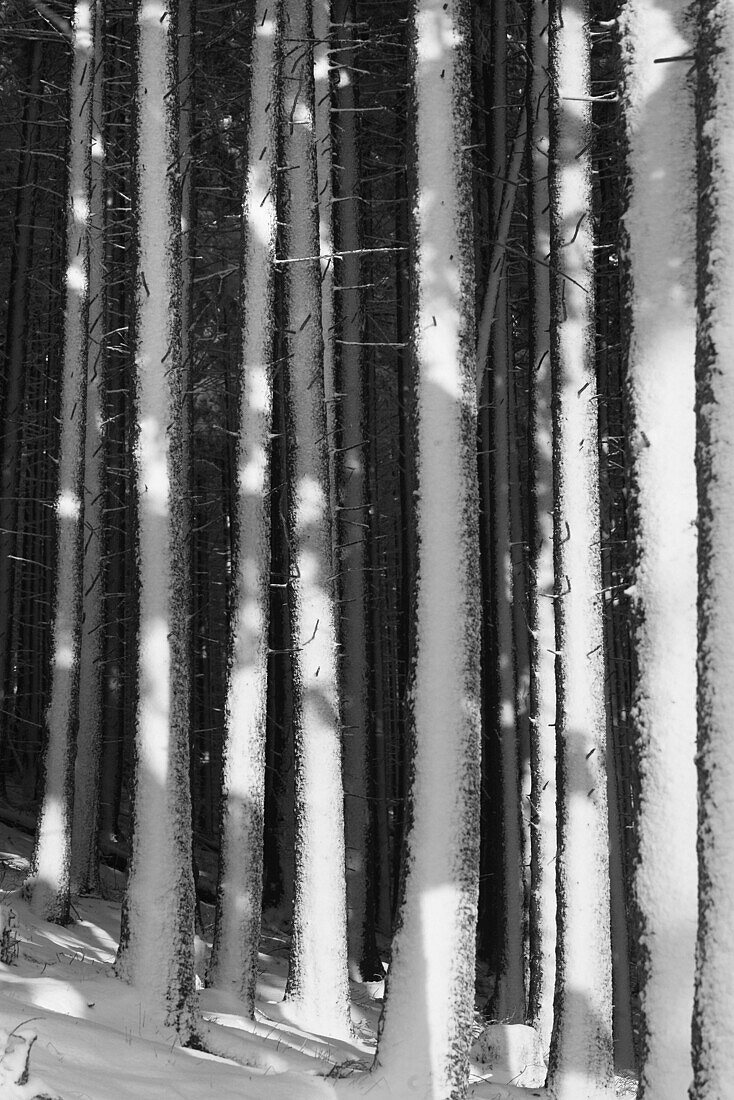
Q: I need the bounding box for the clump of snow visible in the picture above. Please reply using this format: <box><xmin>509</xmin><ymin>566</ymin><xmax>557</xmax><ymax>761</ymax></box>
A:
<box><xmin>471</xmin><ymin>1023</ymin><xmax>546</xmax><ymax>1088</ymax></box>
<box><xmin>0</xmin><ymin>1025</ymin><xmax>62</xmax><ymax>1099</ymax></box>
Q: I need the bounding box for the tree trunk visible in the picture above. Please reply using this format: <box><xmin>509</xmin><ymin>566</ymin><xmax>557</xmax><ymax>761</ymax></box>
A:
<box><xmin>545</xmin><ymin>0</ymin><xmax>615</xmax><ymax>1093</ymax></box>
<box><xmin>26</xmin><ymin>0</ymin><xmax>95</xmax><ymax>926</ymax></box>
<box><xmin>691</xmin><ymin>3</ymin><xmax>734</xmax><ymax>1095</ymax></box>
<box><xmin>487</xmin><ymin>0</ymin><xmax>525</xmax><ymax>1009</ymax></box>
<box><xmin>618</xmin><ymin>3</ymin><xmax>697</xmax><ymax>1094</ymax></box>
<box><xmin>280</xmin><ymin>0</ymin><xmax>352</xmax><ymax>1039</ymax></box>
<box><xmin>208</xmin><ymin>0</ymin><xmax>280</xmax><ymax>1016</ymax></box>
<box><xmin>526</xmin><ymin>0</ymin><xmax>557</xmax><ymax>1059</ymax></box>
<box><xmin>0</xmin><ymin>39</ymin><xmax>43</xmax><ymax>785</ymax></box>
<box><xmin>373</xmin><ymin>2</ymin><xmax>482</xmax><ymax>1096</ymax></box>
<box><xmin>331</xmin><ymin>0</ymin><xmax>382</xmax><ymax>984</ymax></box>
<box><xmin>71</xmin><ymin>0</ymin><xmax>107</xmax><ymax>898</ymax></box>
<box><xmin>114</xmin><ymin>0</ymin><xmax>198</xmax><ymax>1043</ymax></box>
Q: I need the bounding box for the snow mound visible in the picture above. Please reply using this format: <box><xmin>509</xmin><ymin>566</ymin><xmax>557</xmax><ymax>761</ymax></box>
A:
<box><xmin>470</xmin><ymin>1022</ymin><xmax>546</xmax><ymax>1087</ymax></box>
<box><xmin>0</xmin><ymin>1026</ymin><xmax>62</xmax><ymax>1099</ymax></box>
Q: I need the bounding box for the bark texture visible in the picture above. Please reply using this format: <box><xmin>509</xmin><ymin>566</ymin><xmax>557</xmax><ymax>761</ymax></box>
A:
<box><xmin>545</xmin><ymin>0</ymin><xmax>615</xmax><ymax>1094</ymax></box>
<box><xmin>114</xmin><ymin>0</ymin><xmax>198</xmax><ymax>1043</ymax></box>
<box><xmin>373</xmin><ymin>2</ymin><xmax>482</xmax><ymax>1096</ymax></box>
<box><xmin>691</xmin><ymin>2</ymin><xmax>734</xmax><ymax>1095</ymax></box>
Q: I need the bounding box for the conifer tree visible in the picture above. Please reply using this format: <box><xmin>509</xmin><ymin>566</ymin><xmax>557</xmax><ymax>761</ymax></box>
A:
<box><xmin>373</xmin><ymin>1</ymin><xmax>482</xmax><ymax>1095</ymax></box>
<box><xmin>280</xmin><ymin>0</ymin><xmax>352</xmax><ymax>1039</ymax></box>
<box><xmin>114</xmin><ymin>0</ymin><xmax>198</xmax><ymax>1042</ymax></box>
<box><xmin>26</xmin><ymin>0</ymin><xmax>95</xmax><ymax>925</ymax></box>
<box><xmin>209</xmin><ymin>0</ymin><xmax>280</xmax><ymax>1015</ymax></box>
<box><xmin>545</xmin><ymin>0</ymin><xmax>615</xmax><ymax>1094</ymax></box>
<box><xmin>620</xmin><ymin>0</ymin><xmax>698</xmax><ymax>1094</ymax></box>
<box><xmin>691</xmin><ymin>2</ymin><xmax>734</xmax><ymax>1095</ymax></box>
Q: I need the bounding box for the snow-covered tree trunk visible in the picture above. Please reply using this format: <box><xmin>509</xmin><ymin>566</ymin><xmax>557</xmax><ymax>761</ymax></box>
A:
<box><xmin>526</xmin><ymin>0</ymin><xmax>556</xmax><ymax>1058</ymax></box>
<box><xmin>208</xmin><ymin>0</ymin><xmax>280</xmax><ymax>1016</ymax></box>
<box><xmin>313</xmin><ymin>0</ymin><xmax>338</xmax><ymax>535</ymax></box>
<box><xmin>114</xmin><ymin>0</ymin><xmax>198</xmax><ymax>1043</ymax></box>
<box><xmin>544</xmin><ymin>0</ymin><xmax>614</xmax><ymax>1094</ymax></box>
<box><xmin>26</xmin><ymin>0</ymin><xmax>95</xmax><ymax>925</ymax></box>
<box><xmin>331</xmin><ymin>0</ymin><xmax>381</xmax><ymax>983</ymax></box>
<box><xmin>691</xmin><ymin>3</ymin><xmax>734</xmax><ymax>1096</ymax></box>
<box><xmin>618</xmin><ymin>2</ymin><xmax>697</xmax><ymax>1095</ymax></box>
<box><xmin>280</xmin><ymin>0</ymin><xmax>351</xmax><ymax>1039</ymax></box>
<box><xmin>70</xmin><ymin>0</ymin><xmax>107</xmax><ymax>898</ymax></box>
<box><xmin>373</xmin><ymin>1</ymin><xmax>481</xmax><ymax>1096</ymax></box>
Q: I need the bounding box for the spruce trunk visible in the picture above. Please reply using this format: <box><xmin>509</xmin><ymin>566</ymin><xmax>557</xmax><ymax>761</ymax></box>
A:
<box><xmin>373</xmin><ymin>2</ymin><xmax>482</xmax><ymax>1096</ymax></box>
<box><xmin>114</xmin><ymin>0</ymin><xmax>198</xmax><ymax>1043</ymax></box>
<box><xmin>208</xmin><ymin>0</ymin><xmax>280</xmax><ymax>1015</ymax></box>
<box><xmin>545</xmin><ymin>0</ymin><xmax>615</xmax><ymax>1093</ymax></box>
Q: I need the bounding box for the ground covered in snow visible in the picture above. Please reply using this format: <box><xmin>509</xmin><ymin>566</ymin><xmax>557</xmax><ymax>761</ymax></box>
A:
<box><xmin>0</xmin><ymin>826</ymin><xmax>637</xmax><ymax>1099</ymax></box>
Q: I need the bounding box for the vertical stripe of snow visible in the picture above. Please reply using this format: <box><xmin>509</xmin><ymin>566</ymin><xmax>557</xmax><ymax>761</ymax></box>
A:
<box><xmin>208</xmin><ymin>0</ymin><xmax>280</xmax><ymax>1017</ymax></box>
<box><xmin>332</xmin><ymin>0</ymin><xmax>379</xmax><ymax>982</ymax></box>
<box><xmin>71</xmin><ymin>0</ymin><xmax>107</xmax><ymax>898</ymax></box>
<box><xmin>280</xmin><ymin>0</ymin><xmax>351</xmax><ymax>1039</ymax></box>
<box><xmin>114</xmin><ymin>0</ymin><xmax>198</xmax><ymax>1042</ymax></box>
<box><xmin>545</xmin><ymin>0</ymin><xmax>614</xmax><ymax>1095</ymax></box>
<box><xmin>373</xmin><ymin>1</ymin><xmax>481</xmax><ymax>1097</ymax></box>
<box><xmin>28</xmin><ymin>0</ymin><xmax>95</xmax><ymax>926</ymax></box>
<box><xmin>619</xmin><ymin>1</ymin><xmax>697</xmax><ymax>1095</ymax></box>
<box><xmin>526</xmin><ymin>0</ymin><xmax>557</xmax><ymax>1060</ymax></box>
<box><xmin>692</xmin><ymin>3</ymin><xmax>734</xmax><ymax>1095</ymax></box>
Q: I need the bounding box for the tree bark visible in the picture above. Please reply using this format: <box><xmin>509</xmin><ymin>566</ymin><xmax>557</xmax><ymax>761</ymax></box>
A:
<box><xmin>280</xmin><ymin>0</ymin><xmax>352</xmax><ymax>1039</ymax></box>
<box><xmin>208</xmin><ymin>0</ymin><xmax>280</xmax><ymax>1016</ymax></box>
<box><xmin>70</xmin><ymin>0</ymin><xmax>107</xmax><ymax>898</ymax></box>
<box><xmin>114</xmin><ymin>0</ymin><xmax>198</xmax><ymax>1043</ymax></box>
<box><xmin>26</xmin><ymin>0</ymin><xmax>95</xmax><ymax>925</ymax></box>
<box><xmin>691</xmin><ymin>3</ymin><xmax>734</xmax><ymax>1095</ymax></box>
<box><xmin>373</xmin><ymin>2</ymin><xmax>482</xmax><ymax>1096</ymax></box>
<box><xmin>618</xmin><ymin>4</ymin><xmax>698</xmax><ymax>1094</ymax></box>
<box><xmin>526</xmin><ymin>0</ymin><xmax>557</xmax><ymax>1059</ymax></box>
<box><xmin>545</xmin><ymin>0</ymin><xmax>615</xmax><ymax>1093</ymax></box>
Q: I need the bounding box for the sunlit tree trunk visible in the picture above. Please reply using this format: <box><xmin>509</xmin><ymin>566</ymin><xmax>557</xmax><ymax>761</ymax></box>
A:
<box><xmin>114</xmin><ymin>0</ymin><xmax>198</xmax><ymax>1043</ymax></box>
<box><xmin>691</xmin><ymin>3</ymin><xmax>734</xmax><ymax>1095</ymax></box>
<box><xmin>526</xmin><ymin>0</ymin><xmax>556</xmax><ymax>1058</ymax></box>
<box><xmin>71</xmin><ymin>0</ymin><xmax>107</xmax><ymax>897</ymax></box>
<box><xmin>26</xmin><ymin>0</ymin><xmax>95</xmax><ymax>925</ymax></box>
<box><xmin>373</xmin><ymin>1</ymin><xmax>481</xmax><ymax>1096</ymax></box>
<box><xmin>619</xmin><ymin>1</ymin><xmax>697</xmax><ymax>1095</ymax></box>
<box><xmin>280</xmin><ymin>0</ymin><xmax>351</xmax><ymax>1039</ymax></box>
<box><xmin>208</xmin><ymin>0</ymin><xmax>280</xmax><ymax>1016</ymax></box>
<box><xmin>545</xmin><ymin>0</ymin><xmax>614</xmax><ymax>1094</ymax></box>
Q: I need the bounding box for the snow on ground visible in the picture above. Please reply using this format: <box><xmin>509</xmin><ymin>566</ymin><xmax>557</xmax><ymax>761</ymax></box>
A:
<box><xmin>0</xmin><ymin>825</ymin><xmax>638</xmax><ymax>1099</ymax></box>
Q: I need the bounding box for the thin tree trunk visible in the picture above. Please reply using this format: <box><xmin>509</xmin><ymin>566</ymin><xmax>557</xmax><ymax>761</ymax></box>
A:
<box><xmin>331</xmin><ymin>0</ymin><xmax>381</xmax><ymax>983</ymax></box>
<box><xmin>114</xmin><ymin>0</ymin><xmax>198</xmax><ymax>1042</ymax></box>
<box><xmin>26</xmin><ymin>0</ymin><xmax>95</xmax><ymax>925</ymax></box>
<box><xmin>71</xmin><ymin>0</ymin><xmax>107</xmax><ymax>897</ymax></box>
<box><xmin>618</xmin><ymin>2</ymin><xmax>697</xmax><ymax>1093</ymax></box>
<box><xmin>691</xmin><ymin>3</ymin><xmax>734</xmax><ymax>1095</ymax></box>
<box><xmin>280</xmin><ymin>0</ymin><xmax>351</xmax><ymax>1039</ymax></box>
<box><xmin>373</xmin><ymin>2</ymin><xmax>482</xmax><ymax>1096</ymax></box>
<box><xmin>208</xmin><ymin>0</ymin><xmax>280</xmax><ymax>1016</ymax></box>
<box><xmin>487</xmin><ymin>0</ymin><xmax>525</xmax><ymax>1006</ymax></box>
<box><xmin>0</xmin><ymin>39</ymin><xmax>42</xmax><ymax>773</ymax></box>
<box><xmin>545</xmin><ymin>0</ymin><xmax>615</xmax><ymax>1093</ymax></box>
<box><xmin>526</xmin><ymin>0</ymin><xmax>557</xmax><ymax>1059</ymax></box>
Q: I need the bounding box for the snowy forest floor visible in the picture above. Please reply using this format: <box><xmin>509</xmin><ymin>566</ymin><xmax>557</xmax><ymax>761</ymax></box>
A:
<box><xmin>0</xmin><ymin>825</ymin><xmax>638</xmax><ymax>1099</ymax></box>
